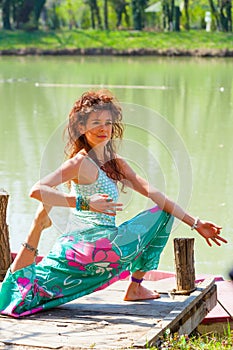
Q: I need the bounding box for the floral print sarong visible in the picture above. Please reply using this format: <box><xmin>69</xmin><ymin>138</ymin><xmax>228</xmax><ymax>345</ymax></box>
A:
<box><xmin>0</xmin><ymin>166</ymin><xmax>173</xmax><ymax>317</ymax></box>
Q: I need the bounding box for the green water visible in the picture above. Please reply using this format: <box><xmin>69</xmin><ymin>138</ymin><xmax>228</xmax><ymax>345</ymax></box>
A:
<box><xmin>0</xmin><ymin>56</ymin><xmax>232</xmax><ymax>278</ymax></box>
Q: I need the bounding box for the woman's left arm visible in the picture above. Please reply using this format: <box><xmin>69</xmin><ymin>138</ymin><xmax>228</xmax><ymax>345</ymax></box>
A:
<box><xmin>118</xmin><ymin>157</ymin><xmax>227</xmax><ymax>246</ymax></box>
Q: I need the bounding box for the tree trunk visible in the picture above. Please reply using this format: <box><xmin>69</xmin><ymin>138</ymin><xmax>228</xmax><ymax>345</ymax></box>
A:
<box><xmin>169</xmin><ymin>0</ymin><xmax>174</xmax><ymax>30</ymax></box>
<box><xmin>13</xmin><ymin>0</ymin><xmax>45</xmax><ymax>30</ymax></box>
<box><xmin>132</xmin><ymin>0</ymin><xmax>141</xmax><ymax>30</ymax></box>
<box><xmin>34</xmin><ymin>0</ymin><xmax>46</xmax><ymax>26</ymax></box>
<box><xmin>123</xmin><ymin>3</ymin><xmax>130</xmax><ymax>27</ymax></box>
<box><xmin>89</xmin><ymin>2</ymin><xmax>96</xmax><ymax>29</ymax></box>
<box><xmin>2</xmin><ymin>0</ymin><xmax>12</xmax><ymax>30</ymax></box>
<box><xmin>219</xmin><ymin>0</ymin><xmax>227</xmax><ymax>30</ymax></box>
<box><xmin>226</xmin><ymin>0</ymin><xmax>232</xmax><ymax>31</ymax></box>
<box><xmin>184</xmin><ymin>0</ymin><xmax>190</xmax><ymax>30</ymax></box>
<box><xmin>174</xmin><ymin>5</ymin><xmax>181</xmax><ymax>31</ymax></box>
<box><xmin>162</xmin><ymin>0</ymin><xmax>167</xmax><ymax>30</ymax></box>
<box><xmin>219</xmin><ymin>0</ymin><xmax>232</xmax><ymax>31</ymax></box>
<box><xmin>93</xmin><ymin>0</ymin><xmax>102</xmax><ymax>29</ymax></box>
<box><xmin>14</xmin><ymin>0</ymin><xmax>34</xmax><ymax>29</ymax></box>
<box><xmin>0</xmin><ymin>190</ymin><xmax>11</xmax><ymax>281</ymax></box>
<box><xmin>208</xmin><ymin>0</ymin><xmax>221</xmax><ymax>30</ymax></box>
<box><xmin>162</xmin><ymin>0</ymin><xmax>174</xmax><ymax>31</ymax></box>
<box><xmin>103</xmin><ymin>0</ymin><xmax>109</xmax><ymax>29</ymax></box>
<box><xmin>131</xmin><ymin>0</ymin><xmax>149</xmax><ymax>30</ymax></box>
<box><xmin>112</xmin><ymin>0</ymin><xmax>129</xmax><ymax>28</ymax></box>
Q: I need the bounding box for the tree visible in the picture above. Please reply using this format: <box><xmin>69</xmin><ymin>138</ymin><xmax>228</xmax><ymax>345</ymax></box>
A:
<box><xmin>131</xmin><ymin>0</ymin><xmax>149</xmax><ymax>30</ymax></box>
<box><xmin>174</xmin><ymin>0</ymin><xmax>182</xmax><ymax>31</ymax></box>
<box><xmin>103</xmin><ymin>0</ymin><xmax>108</xmax><ymax>29</ymax></box>
<box><xmin>14</xmin><ymin>0</ymin><xmax>35</xmax><ymax>29</ymax></box>
<box><xmin>2</xmin><ymin>0</ymin><xmax>12</xmax><ymax>29</ymax></box>
<box><xmin>34</xmin><ymin>0</ymin><xmax>47</xmax><ymax>24</ymax></box>
<box><xmin>162</xmin><ymin>0</ymin><xmax>174</xmax><ymax>31</ymax></box>
<box><xmin>85</xmin><ymin>0</ymin><xmax>102</xmax><ymax>29</ymax></box>
<box><xmin>183</xmin><ymin>0</ymin><xmax>190</xmax><ymax>29</ymax></box>
<box><xmin>208</xmin><ymin>0</ymin><xmax>221</xmax><ymax>29</ymax></box>
<box><xmin>208</xmin><ymin>0</ymin><xmax>232</xmax><ymax>31</ymax></box>
<box><xmin>110</xmin><ymin>0</ymin><xmax>129</xmax><ymax>28</ymax></box>
<box><xmin>219</xmin><ymin>0</ymin><xmax>232</xmax><ymax>31</ymax></box>
<box><xmin>225</xmin><ymin>0</ymin><xmax>232</xmax><ymax>31</ymax></box>
<box><xmin>1</xmin><ymin>0</ymin><xmax>47</xmax><ymax>30</ymax></box>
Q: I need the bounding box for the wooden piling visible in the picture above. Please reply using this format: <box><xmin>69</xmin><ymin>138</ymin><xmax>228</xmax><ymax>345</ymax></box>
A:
<box><xmin>0</xmin><ymin>189</ymin><xmax>11</xmax><ymax>281</ymax></box>
<box><xmin>174</xmin><ymin>238</ymin><xmax>196</xmax><ymax>294</ymax></box>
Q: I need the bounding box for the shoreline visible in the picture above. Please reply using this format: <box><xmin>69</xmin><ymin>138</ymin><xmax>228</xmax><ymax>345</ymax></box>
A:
<box><xmin>1</xmin><ymin>47</ymin><xmax>233</xmax><ymax>57</ymax></box>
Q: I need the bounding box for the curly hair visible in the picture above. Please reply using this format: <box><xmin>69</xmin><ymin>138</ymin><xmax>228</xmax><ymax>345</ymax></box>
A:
<box><xmin>64</xmin><ymin>89</ymin><xmax>125</xmax><ymax>183</ymax></box>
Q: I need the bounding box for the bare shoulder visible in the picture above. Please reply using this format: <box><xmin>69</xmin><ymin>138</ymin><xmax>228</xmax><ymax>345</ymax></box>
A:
<box><xmin>72</xmin><ymin>152</ymin><xmax>99</xmax><ymax>184</ymax></box>
<box><xmin>71</xmin><ymin>152</ymin><xmax>87</xmax><ymax>166</ymax></box>
<box><xmin>115</xmin><ymin>154</ymin><xmax>126</xmax><ymax>168</ymax></box>
<box><xmin>63</xmin><ymin>152</ymin><xmax>86</xmax><ymax>171</ymax></box>
<box><xmin>115</xmin><ymin>154</ymin><xmax>136</xmax><ymax>178</ymax></box>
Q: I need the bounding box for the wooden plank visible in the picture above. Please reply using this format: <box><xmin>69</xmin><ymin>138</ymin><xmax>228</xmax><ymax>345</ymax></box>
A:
<box><xmin>178</xmin><ymin>282</ymin><xmax>217</xmax><ymax>335</ymax></box>
<box><xmin>0</xmin><ymin>313</ymin><xmax>156</xmax><ymax>349</ymax></box>
<box><xmin>205</xmin><ymin>281</ymin><xmax>233</xmax><ymax>321</ymax></box>
<box><xmin>133</xmin><ymin>278</ymin><xmax>216</xmax><ymax>348</ymax></box>
<box><xmin>0</xmin><ymin>281</ymin><xmax>183</xmax><ymax>349</ymax></box>
<box><xmin>55</xmin><ymin>280</ymin><xmax>187</xmax><ymax>320</ymax></box>
<box><xmin>198</xmin><ymin>280</ymin><xmax>233</xmax><ymax>335</ymax></box>
<box><xmin>0</xmin><ymin>278</ymin><xmax>217</xmax><ymax>349</ymax></box>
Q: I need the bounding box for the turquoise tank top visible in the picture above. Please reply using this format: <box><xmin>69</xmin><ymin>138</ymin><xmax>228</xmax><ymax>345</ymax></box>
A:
<box><xmin>70</xmin><ymin>164</ymin><xmax>119</xmax><ymax>228</ymax></box>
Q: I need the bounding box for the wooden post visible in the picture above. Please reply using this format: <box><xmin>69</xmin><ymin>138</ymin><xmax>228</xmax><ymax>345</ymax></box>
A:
<box><xmin>0</xmin><ymin>189</ymin><xmax>11</xmax><ymax>281</ymax></box>
<box><xmin>173</xmin><ymin>238</ymin><xmax>196</xmax><ymax>294</ymax></box>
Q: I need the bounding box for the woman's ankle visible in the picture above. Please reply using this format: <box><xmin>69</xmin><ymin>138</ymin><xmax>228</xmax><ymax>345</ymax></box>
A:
<box><xmin>131</xmin><ymin>276</ymin><xmax>144</xmax><ymax>284</ymax></box>
<box><xmin>131</xmin><ymin>271</ymin><xmax>146</xmax><ymax>283</ymax></box>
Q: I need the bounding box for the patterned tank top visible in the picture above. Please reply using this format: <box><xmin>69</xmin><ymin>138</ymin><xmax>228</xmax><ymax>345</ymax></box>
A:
<box><xmin>70</xmin><ymin>161</ymin><xmax>119</xmax><ymax>228</ymax></box>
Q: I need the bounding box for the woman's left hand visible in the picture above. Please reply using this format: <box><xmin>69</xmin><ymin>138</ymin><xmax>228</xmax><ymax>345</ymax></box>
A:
<box><xmin>195</xmin><ymin>220</ymin><xmax>228</xmax><ymax>246</ymax></box>
<box><xmin>88</xmin><ymin>193</ymin><xmax>123</xmax><ymax>216</ymax></box>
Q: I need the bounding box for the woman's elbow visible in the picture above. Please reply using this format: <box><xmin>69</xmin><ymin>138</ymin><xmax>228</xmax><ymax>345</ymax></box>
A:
<box><xmin>29</xmin><ymin>184</ymin><xmax>41</xmax><ymax>200</ymax></box>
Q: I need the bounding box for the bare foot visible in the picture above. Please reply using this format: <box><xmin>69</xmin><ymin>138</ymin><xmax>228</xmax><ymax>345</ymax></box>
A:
<box><xmin>39</xmin><ymin>214</ymin><xmax>52</xmax><ymax>230</ymax></box>
<box><xmin>124</xmin><ymin>283</ymin><xmax>160</xmax><ymax>301</ymax></box>
<box><xmin>34</xmin><ymin>203</ymin><xmax>52</xmax><ymax>230</ymax></box>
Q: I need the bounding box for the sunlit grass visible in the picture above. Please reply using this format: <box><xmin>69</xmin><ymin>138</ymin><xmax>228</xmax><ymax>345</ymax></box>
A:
<box><xmin>0</xmin><ymin>29</ymin><xmax>232</xmax><ymax>51</ymax></box>
<box><xmin>148</xmin><ymin>325</ymin><xmax>233</xmax><ymax>349</ymax></box>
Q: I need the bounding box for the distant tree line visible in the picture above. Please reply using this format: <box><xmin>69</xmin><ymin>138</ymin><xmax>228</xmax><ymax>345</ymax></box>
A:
<box><xmin>0</xmin><ymin>0</ymin><xmax>232</xmax><ymax>32</ymax></box>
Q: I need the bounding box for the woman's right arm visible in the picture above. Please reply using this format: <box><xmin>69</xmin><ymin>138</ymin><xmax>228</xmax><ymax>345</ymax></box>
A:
<box><xmin>29</xmin><ymin>155</ymin><xmax>82</xmax><ymax>207</ymax></box>
<box><xmin>29</xmin><ymin>155</ymin><xmax>122</xmax><ymax>215</ymax></box>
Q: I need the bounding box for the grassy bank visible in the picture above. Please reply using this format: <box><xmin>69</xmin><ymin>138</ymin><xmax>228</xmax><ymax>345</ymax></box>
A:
<box><xmin>151</xmin><ymin>328</ymin><xmax>233</xmax><ymax>349</ymax></box>
<box><xmin>0</xmin><ymin>29</ymin><xmax>232</xmax><ymax>55</ymax></box>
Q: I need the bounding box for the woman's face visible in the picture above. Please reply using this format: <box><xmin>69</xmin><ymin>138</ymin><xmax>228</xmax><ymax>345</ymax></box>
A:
<box><xmin>81</xmin><ymin>109</ymin><xmax>113</xmax><ymax>148</ymax></box>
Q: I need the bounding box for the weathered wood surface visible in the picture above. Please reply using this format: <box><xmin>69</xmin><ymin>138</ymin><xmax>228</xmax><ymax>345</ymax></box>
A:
<box><xmin>134</xmin><ymin>278</ymin><xmax>216</xmax><ymax>348</ymax></box>
<box><xmin>0</xmin><ymin>190</ymin><xmax>11</xmax><ymax>281</ymax></box>
<box><xmin>174</xmin><ymin>238</ymin><xmax>196</xmax><ymax>294</ymax></box>
<box><xmin>0</xmin><ymin>278</ymin><xmax>216</xmax><ymax>349</ymax></box>
<box><xmin>198</xmin><ymin>280</ymin><xmax>233</xmax><ymax>334</ymax></box>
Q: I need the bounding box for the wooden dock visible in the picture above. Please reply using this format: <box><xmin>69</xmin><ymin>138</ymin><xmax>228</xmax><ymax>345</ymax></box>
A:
<box><xmin>0</xmin><ymin>193</ymin><xmax>218</xmax><ymax>349</ymax></box>
<box><xmin>198</xmin><ymin>279</ymin><xmax>233</xmax><ymax>334</ymax></box>
<box><xmin>0</xmin><ymin>277</ymin><xmax>216</xmax><ymax>350</ymax></box>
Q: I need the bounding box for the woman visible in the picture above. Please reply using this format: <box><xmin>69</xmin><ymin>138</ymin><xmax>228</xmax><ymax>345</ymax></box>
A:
<box><xmin>0</xmin><ymin>90</ymin><xmax>227</xmax><ymax>318</ymax></box>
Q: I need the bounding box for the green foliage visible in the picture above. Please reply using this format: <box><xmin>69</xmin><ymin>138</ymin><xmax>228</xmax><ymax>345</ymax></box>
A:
<box><xmin>0</xmin><ymin>29</ymin><xmax>232</xmax><ymax>51</ymax></box>
<box><xmin>0</xmin><ymin>0</ymin><xmax>232</xmax><ymax>32</ymax></box>
<box><xmin>148</xmin><ymin>326</ymin><xmax>233</xmax><ymax>349</ymax></box>
<box><xmin>187</xmin><ymin>0</ymin><xmax>213</xmax><ymax>29</ymax></box>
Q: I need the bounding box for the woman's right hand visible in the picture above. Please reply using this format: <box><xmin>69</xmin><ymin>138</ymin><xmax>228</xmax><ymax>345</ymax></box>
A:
<box><xmin>195</xmin><ymin>219</ymin><xmax>227</xmax><ymax>247</ymax></box>
<box><xmin>88</xmin><ymin>194</ymin><xmax>123</xmax><ymax>216</ymax></box>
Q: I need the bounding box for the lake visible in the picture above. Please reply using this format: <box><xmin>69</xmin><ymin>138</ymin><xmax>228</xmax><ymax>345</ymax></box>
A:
<box><xmin>0</xmin><ymin>55</ymin><xmax>232</xmax><ymax>278</ymax></box>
